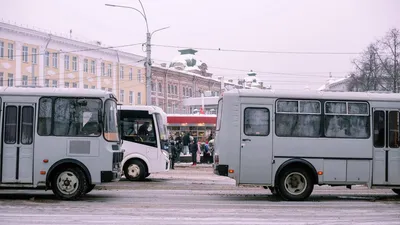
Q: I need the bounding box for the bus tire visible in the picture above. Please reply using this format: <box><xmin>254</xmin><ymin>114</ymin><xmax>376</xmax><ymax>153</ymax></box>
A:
<box><xmin>277</xmin><ymin>167</ymin><xmax>314</xmax><ymax>201</ymax></box>
<box><xmin>85</xmin><ymin>184</ymin><xmax>96</xmax><ymax>194</ymax></box>
<box><xmin>51</xmin><ymin>167</ymin><xmax>88</xmax><ymax>200</ymax></box>
<box><xmin>145</xmin><ymin>173</ymin><xmax>151</xmax><ymax>178</ymax></box>
<box><xmin>124</xmin><ymin>159</ymin><xmax>147</xmax><ymax>181</ymax></box>
<box><xmin>392</xmin><ymin>189</ymin><xmax>400</xmax><ymax>195</ymax></box>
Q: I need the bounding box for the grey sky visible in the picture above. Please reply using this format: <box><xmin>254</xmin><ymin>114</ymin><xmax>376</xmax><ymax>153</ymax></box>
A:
<box><xmin>1</xmin><ymin>0</ymin><xmax>399</xmax><ymax>90</ymax></box>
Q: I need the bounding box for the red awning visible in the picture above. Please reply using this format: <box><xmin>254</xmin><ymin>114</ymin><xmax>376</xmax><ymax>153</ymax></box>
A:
<box><xmin>167</xmin><ymin>115</ymin><xmax>217</xmax><ymax>124</ymax></box>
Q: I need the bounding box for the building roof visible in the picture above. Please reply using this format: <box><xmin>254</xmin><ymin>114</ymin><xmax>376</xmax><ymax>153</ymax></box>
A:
<box><xmin>318</xmin><ymin>77</ymin><xmax>351</xmax><ymax>91</ymax></box>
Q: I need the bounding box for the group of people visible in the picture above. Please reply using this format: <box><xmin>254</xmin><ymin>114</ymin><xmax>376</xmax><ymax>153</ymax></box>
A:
<box><xmin>169</xmin><ymin>132</ymin><xmax>214</xmax><ymax>169</ymax></box>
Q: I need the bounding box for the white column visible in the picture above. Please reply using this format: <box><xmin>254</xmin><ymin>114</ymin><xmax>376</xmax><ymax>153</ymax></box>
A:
<box><xmin>59</xmin><ymin>53</ymin><xmax>65</xmax><ymax>88</ymax></box>
<box><xmin>15</xmin><ymin>41</ymin><xmax>22</xmax><ymax>86</ymax></box>
<box><xmin>78</xmin><ymin>56</ymin><xmax>84</xmax><ymax>88</ymax></box>
<box><xmin>97</xmin><ymin>60</ymin><xmax>102</xmax><ymax>89</ymax></box>
<box><xmin>39</xmin><ymin>46</ymin><xmax>45</xmax><ymax>87</ymax></box>
<box><xmin>112</xmin><ymin>62</ymin><xmax>117</xmax><ymax>96</ymax></box>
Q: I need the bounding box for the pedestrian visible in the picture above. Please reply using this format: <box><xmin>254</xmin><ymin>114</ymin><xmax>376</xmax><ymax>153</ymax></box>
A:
<box><xmin>169</xmin><ymin>141</ymin><xmax>179</xmax><ymax>169</ymax></box>
<box><xmin>182</xmin><ymin>132</ymin><xmax>190</xmax><ymax>155</ymax></box>
<box><xmin>189</xmin><ymin>137</ymin><xmax>199</xmax><ymax>166</ymax></box>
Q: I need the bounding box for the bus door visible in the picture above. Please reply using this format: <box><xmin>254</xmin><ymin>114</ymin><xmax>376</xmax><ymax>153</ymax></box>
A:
<box><xmin>372</xmin><ymin>109</ymin><xmax>400</xmax><ymax>185</ymax></box>
<box><xmin>239</xmin><ymin>104</ymin><xmax>273</xmax><ymax>184</ymax></box>
<box><xmin>1</xmin><ymin>103</ymin><xmax>35</xmax><ymax>183</ymax></box>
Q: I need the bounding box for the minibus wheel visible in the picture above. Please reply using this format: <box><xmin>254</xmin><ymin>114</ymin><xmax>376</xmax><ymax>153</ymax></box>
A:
<box><xmin>277</xmin><ymin>167</ymin><xmax>314</xmax><ymax>201</ymax></box>
<box><xmin>85</xmin><ymin>184</ymin><xmax>96</xmax><ymax>194</ymax></box>
<box><xmin>51</xmin><ymin>167</ymin><xmax>88</xmax><ymax>200</ymax></box>
<box><xmin>124</xmin><ymin>159</ymin><xmax>147</xmax><ymax>181</ymax></box>
<box><xmin>392</xmin><ymin>189</ymin><xmax>400</xmax><ymax>195</ymax></box>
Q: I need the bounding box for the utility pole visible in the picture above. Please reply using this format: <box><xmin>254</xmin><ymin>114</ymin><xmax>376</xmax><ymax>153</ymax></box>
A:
<box><xmin>105</xmin><ymin>2</ymin><xmax>169</xmax><ymax>106</ymax></box>
<box><xmin>146</xmin><ymin>32</ymin><xmax>152</xmax><ymax>106</ymax></box>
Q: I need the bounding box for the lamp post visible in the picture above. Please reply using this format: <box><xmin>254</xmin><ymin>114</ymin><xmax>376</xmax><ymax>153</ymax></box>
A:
<box><xmin>106</xmin><ymin>1</ymin><xmax>169</xmax><ymax>106</ymax></box>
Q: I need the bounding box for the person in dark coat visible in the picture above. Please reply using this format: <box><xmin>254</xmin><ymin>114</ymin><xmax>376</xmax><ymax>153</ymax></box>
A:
<box><xmin>182</xmin><ymin>132</ymin><xmax>190</xmax><ymax>155</ymax></box>
<box><xmin>169</xmin><ymin>141</ymin><xmax>179</xmax><ymax>169</ymax></box>
<box><xmin>189</xmin><ymin>137</ymin><xmax>199</xmax><ymax>166</ymax></box>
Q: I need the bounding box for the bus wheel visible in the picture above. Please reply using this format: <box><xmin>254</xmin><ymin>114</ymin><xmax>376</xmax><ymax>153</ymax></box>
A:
<box><xmin>124</xmin><ymin>160</ymin><xmax>146</xmax><ymax>181</ymax></box>
<box><xmin>392</xmin><ymin>189</ymin><xmax>400</xmax><ymax>195</ymax></box>
<box><xmin>277</xmin><ymin>167</ymin><xmax>314</xmax><ymax>201</ymax></box>
<box><xmin>85</xmin><ymin>184</ymin><xmax>96</xmax><ymax>194</ymax></box>
<box><xmin>51</xmin><ymin>167</ymin><xmax>88</xmax><ymax>200</ymax></box>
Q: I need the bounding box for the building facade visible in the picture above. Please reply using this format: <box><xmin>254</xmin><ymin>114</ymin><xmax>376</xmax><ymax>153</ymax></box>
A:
<box><xmin>0</xmin><ymin>21</ymin><xmax>146</xmax><ymax>104</ymax></box>
<box><xmin>151</xmin><ymin>48</ymin><xmax>245</xmax><ymax>114</ymax></box>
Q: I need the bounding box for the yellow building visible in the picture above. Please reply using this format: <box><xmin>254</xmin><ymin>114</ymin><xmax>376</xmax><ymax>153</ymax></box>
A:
<box><xmin>0</xmin><ymin>21</ymin><xmax>146</xmax><ymax>105</ymax></box>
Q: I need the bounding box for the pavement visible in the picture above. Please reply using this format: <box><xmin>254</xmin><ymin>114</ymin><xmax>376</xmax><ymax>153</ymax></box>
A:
<box><xmin>0</xmin><ymin>163</ymin><xmax>399</xmax><ymax>225</ymax></box>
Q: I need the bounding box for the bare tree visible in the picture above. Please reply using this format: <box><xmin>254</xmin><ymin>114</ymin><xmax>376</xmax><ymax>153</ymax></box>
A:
<box><xmin>374</xmin><ymin>28</ymin><xmax>400</xmax><ymax>92</ymax></box>
<box><xmin>347</xmin><ymin>43</ymin><xmax>384</xmax><ymax>92</ymax></box>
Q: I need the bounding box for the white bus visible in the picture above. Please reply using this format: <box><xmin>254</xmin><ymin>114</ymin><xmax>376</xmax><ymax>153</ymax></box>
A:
<box><xmin>0</xmin><ymin>87</ymin><xmax>123</xmax><ymax>200</ymax></box>
<box><xmin>118</xmin><ymin>105</ymin><xmax>170</xmax><ymax>181</ymax></box>
<box><xmin>214</xmin><ymin>89</ymin><xmax>400</xmax><ymax>201</ymax></box>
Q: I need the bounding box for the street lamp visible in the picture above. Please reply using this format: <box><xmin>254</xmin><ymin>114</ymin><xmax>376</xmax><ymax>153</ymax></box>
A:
<box><xmin>105</xmin><ymin>1</ymin><xmax>169</xmax><ymax>106</ymax></box>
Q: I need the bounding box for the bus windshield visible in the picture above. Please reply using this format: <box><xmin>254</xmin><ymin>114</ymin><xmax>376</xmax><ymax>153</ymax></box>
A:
<box><xmin>104</xmin><ymin>99</ymin><xmax>120</xmax><ymax>142</ymax></box>
<box><xmin>155</xmin><ymin>113</ymin><xmax>168</xmax><ymax>150</ymax></box>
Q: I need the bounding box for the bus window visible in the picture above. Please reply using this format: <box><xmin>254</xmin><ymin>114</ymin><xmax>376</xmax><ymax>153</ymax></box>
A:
<box><xmin>120</xmin><ymin>111</ymin><xmax>157</xmax><ymax>148</ymax></box>
<box><xmin>104</xmin><ymin>99</ymin><xmax>120</xmax><ymax>142</ymax></box>
<box><xmin>216</xmin><ymin>99</ymin><xmax>223</xmax><ymax>131</ymax></box>
<box><xmin>244</xmin><ymin>108</ymin><xmax>270</xmax><ymax>136</ymax></box>
<box><xmin>389</xmin><ymin>111</ymin><xmax>399</xmax><ymax>148</ymax></box>
<box><xmin>155</xmin><ymin>113</ymin><xmax>168</xmax><ymax>150</ymax></box>
<box><xmin>373</xmin><ymin>111</ymin><xmax>385</xmax><ymax>148</ymax></box>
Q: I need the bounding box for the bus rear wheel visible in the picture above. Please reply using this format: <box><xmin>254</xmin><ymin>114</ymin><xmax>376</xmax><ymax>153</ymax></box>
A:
<box><xmin>51</xmin><ymin>167</ymin><xmax>88</xmax><ymax>200</ymax></box>
<box><xmin>392</xmin><ymin>189</ymin><xmax>400</xmax><ymax>195</ymax></box>
<box><xmin>124</xmin><ymin>159</ymin><xmax>147</xmax><ymax>181</ymax></box>
<box><xmin>277</xmin><ymin>167</ymin><xmax>314</xmax><ymax>201</ymax></box>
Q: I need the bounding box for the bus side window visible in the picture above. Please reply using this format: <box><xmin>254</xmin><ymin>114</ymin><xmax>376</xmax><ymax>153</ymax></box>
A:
<box><xmin>244</xmin><ymin>108</ymin><xmax>270</xmax><ymax>136</ymax></box>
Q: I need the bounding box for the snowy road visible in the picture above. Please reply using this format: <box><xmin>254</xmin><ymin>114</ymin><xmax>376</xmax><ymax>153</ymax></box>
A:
<box><xmin>0</xmin><ymin>164</ymin><xmax>399</xmax><ymax>225</ymax></box>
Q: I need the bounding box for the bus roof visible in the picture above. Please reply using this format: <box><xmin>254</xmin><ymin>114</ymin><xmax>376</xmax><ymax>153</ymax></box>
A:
<box><xmin>223</xmin><ymin>88</ymin><xmax>400</xmax><ymax>102</ymax></box>
<box><xmin>119</xmin><ymin>105</ymin><xmax>165</xmax><ymax>115</ymax></box>
<box><xmin>0</xmin><ymin>87</ymin><xmax>113</xmax><ymax>98</ymax></box>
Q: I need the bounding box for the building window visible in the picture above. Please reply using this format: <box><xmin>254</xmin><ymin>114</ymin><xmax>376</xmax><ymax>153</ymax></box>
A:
<box><xmin>120</xmin><ymin>90</ymin><xmax>124</xmax><ymax>102</ymax></box>
<box><xmin>91</xmin><ymin>60</ymin><xmax>96</xmax><ymax>74</ymax></box>
<box><xmin>101</xmin><ymin>87</ymin><xmax>106</xmax><ymax>91</ymax></box>
<box><xmin>168</xmin><ymin>84</ymin><xmax>171</xmax><ymax>94</ymax></box>
<box><xmin>189</xmin><ymin>88</ymin><xmax>192</xmax><ymax>97</ymax></box>
<box><xmin>108</xmin><ymin>64</ymin><xmax>112</xmax><ymax>77</ymax></box>
<box><xmin>158</xmin><ymin>83</ymin><xmax>162</xmax><ymax>93</ymax></box>
<box><xmin>65</xmin><ymin>82</ymin><xmax>70</xmax><ymax>88</ymax></box>
<box><xmin>8</xmin><ymin>43</ymin><xmax>14</xmax><ymax>60</ymax></box>
<box><xmin>31</xmin><ymin>48</ymin><xmax>37</xmax><ymax>64</ymax></box>
<box><xmin>120</xmin><ymin>66</ymin><xmax>124</xmax><ymax>79</ymax></box>
<box><xmin>22</xmin><ymin>46</ymin><xmax>28</xmax><ymax>62</ymax></box>
<box><xmin>84</xmin><ymin>59</ymin><xmax>88</xmax><ymax>72</ymax></box>
<box><xmin>108</xmin><ymin>88</ymin><xmax>112</xmax><ymax>92</ymax></box>
<box><xmin>91</xmin><ymin>86</ymin><xmax>96</xmax><ymax>89</ymax></box>
<box><xmin>8</xmin><ymin>73</ymin><xmax>13</xmax><ymax>87</ymax></box>
<box><xmin>22</xmin><ymin>75</ymin><xmax>28</xmax><ymax>86</ymax></box>
<box><xmin>72</xmin><ymin>56</ymin><xmax>77</xmax><ymax>71</ymax></box>
<box><xmin>73</xmin><ymin>82</ymin><xmax>78</xmax><ymax>88</ymax></box>
<box><xmin>45</xmin><ymin>51</ymin><xmax>49</xmax><ymax>67</ymax></box>
<box><xmin>0</xmin><ymin>41</ymin><xmax>4</xmax><ymax>58</ymax></box>
<box><xmin>52</xmin><ymin>80</ymin><xmax>58</xmax><ymax>88</ymax></box>
<box><xmin>129</xmin><ymin>91</ymin><xmax>134</xmax><ymax>104</ymax></box>
<box><xmin>151</xmin><ymin>82</ymin><xmax>156</xmax><ymax>91</ymax></box>
<box><xmin>129</xmin><ymin>68</ymin><xmax>133</xmax><ymax>80</ymax></box>
<box><xmin>0</xmin><ymin>72</ymin><xmax>3</xmax><ymax>86</ymax></box>
<box><xmin>174</xmin><ymin>85</ymin><xmax>178</xmax><ymax>95</ymax></box>
<box><xmin>52</xmin><ymin>53</ymin><xmax>58</xmax><ymax>68</ymax></box>
<box><xmin>137</xmin><ymin>69</ymin><xmax>142</xmax><ymax>82</ymax></box>
<box><xmin>101</xmin><ymin>62</ymin><xmax>105</xmax><ymax>76</ymax></box>
<box><xmin>44</xmin><ymin>79</ymin><xmax>50</xmax><ymax>87</ymax></box>
<box><xmin>64</xmin><ymin>55</ymin><xmax>70</xmax><ymax>70</ymax></box>
<box><xmin>137</xmin><ymin>92</ymin><xmax>142</xmax><ymax>105</ymax></box>
<box><xmin>33</xmin><ymin>77</ymin><xmax>37</xmax><ymax>86</ymax></box>
<box><xmin>84</xmin><ymin>84</ymin><xmax>88</xmax><ymax>89</ymax></box>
